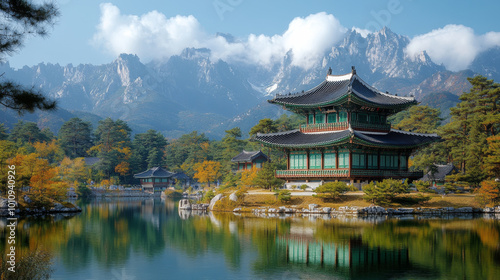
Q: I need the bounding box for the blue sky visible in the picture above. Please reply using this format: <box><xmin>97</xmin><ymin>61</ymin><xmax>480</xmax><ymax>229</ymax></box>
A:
<box><xmin>6</xmin><ymin>0</ymin><xmax>500</xmax><ymax>70</ymax></box>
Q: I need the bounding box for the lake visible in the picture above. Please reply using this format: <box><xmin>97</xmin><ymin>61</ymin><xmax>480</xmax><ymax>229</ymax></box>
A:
<box><xmin>1</xmin><ymin>198</ymin><xmax>499</xmax><ymax>280</ymax></box>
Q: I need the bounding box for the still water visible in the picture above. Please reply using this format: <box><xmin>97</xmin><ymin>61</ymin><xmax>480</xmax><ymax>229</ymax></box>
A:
<box><xmin>2</xmin><ymin>198</ymin><xmax>500</xmax><ymax>280</ymax></box>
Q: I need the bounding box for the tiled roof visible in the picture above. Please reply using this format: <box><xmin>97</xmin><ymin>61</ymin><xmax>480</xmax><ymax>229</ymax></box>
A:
<box><xmin>420</xmin><ymin>164</ymin><xmax>457</xmax><ymax>181</ymax></box>
<box><xmin>134</xmin><ymin>166</ymin><xmax>176</xmax><ymax>179</ymax></box>
<box><xmin>353</xmin><ymin>130</ymin><xmax>441</xmax><ymax>147</ymax></box>
<box><xmin>255</xmin><ymin>129</ymin><xmax>440</xmax><ymax>149</ymax></box>
<box><xmin>269</xmin><ymin>70</ymin><xmax>416</xmax><ymax>108</ymax></box>
<box><xmin>255</xmin><ymin>129</ymin><xmax>352</xmax><ymax>148</ymax></box>
<box><xmin>231</xmin><ymin>150</ymin><xmax>269</xmax><ymax>162</ymax></box>
<box><xmin>84</xmin><ymin>157</ymin><xmax>100</xmax><ymax>166</ymax></box>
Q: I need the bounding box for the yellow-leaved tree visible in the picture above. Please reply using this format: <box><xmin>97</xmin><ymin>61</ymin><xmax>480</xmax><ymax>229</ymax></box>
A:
<box><xmin>193</xmin><ymin>160</ymin><xmax>222</xmax><ymax>188</ymax></box>
<box><xmin>240</xmin><ymin>167</ymin><xmax>258</xmax><ymax>187</ymax></box>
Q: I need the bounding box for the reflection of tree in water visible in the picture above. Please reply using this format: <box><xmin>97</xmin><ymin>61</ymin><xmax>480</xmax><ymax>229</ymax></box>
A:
<box><xmin>3</xmin><ymin>199</ymin><xmax>500</xmax><ymax>279</ymax></box>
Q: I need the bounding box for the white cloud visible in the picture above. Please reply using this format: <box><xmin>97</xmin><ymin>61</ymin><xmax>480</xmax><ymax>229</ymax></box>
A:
<box><xmin>405</xmin><ymin>24</ymin><xmax>500</xmax><ymax>71</ymax></box>
<box><xmin>352</xmin><ymin>27</ymin><xmax>371</xmax><ymax>38</ymax></box>
<box><xmin>92</xmin><ymin>5</ymin><xmax>347</xmax><ymax>69</ymax></box>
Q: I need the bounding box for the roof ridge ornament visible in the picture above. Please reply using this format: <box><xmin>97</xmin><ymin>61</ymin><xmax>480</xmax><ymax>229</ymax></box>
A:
<box><xmin>327</xmin><ymin>67</ymin><xmax>332</xmax><ymax>75</ymax></box>
<box><xmin>351</xmin><ymin>66</ymin><xmax>356</xmax><ymax>75</ymax></box>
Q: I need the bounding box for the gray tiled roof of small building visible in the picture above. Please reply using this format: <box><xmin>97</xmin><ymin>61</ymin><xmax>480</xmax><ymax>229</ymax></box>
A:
<box><xmin>231</xmin><ymin>150</ymin><xmax>268</xmax><ymax>162</ymax></box>
<box><xmin>421</xmin><ymin>164</ymin><xmax>456</xmax><ymax>181</ymax></box>
<box><xmin>269</xmin><ymin>71</ymin><xmax>415</xmax><ymax>107</ymax></box>
<box><xmin>134</xmin><ymin>166</ymin><xmax>176</xmax><ymax>178</ymax></box>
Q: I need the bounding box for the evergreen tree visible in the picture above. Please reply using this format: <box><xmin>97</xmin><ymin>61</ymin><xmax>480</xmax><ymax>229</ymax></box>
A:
<box><xmin>0</xmin><ymin>0</ymin><xmax>58</xmax><ymax>113</ymax></box>
<box><xmin>90</xmin><ymin>118</ymin><xmax>132</xmax><ymax>180</ymax></box>
<box><xmin>131</xmin><ymin>129</ymin><xmax>167</xmax><ymax>173</ymax></box>
<box><xmin>8</xmin><ymin>120</ymin><xmax>48</xmax><ymax>144</ymax></box>
<box><xmin>58</xmin><ymin>117</ymin><xmax>93</xmax><ymax>158</ymax></box>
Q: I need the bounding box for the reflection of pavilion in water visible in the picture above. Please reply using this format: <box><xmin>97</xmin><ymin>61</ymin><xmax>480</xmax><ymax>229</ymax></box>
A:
<box><xmin>277</xmin><ymin>237</ymin><xmax>409</xmax><ymax>268</ymax></box>
<box><xmin>276</xmin><ymin>224</ymin><xmax>409</xmax><ymax>270</ymax></box>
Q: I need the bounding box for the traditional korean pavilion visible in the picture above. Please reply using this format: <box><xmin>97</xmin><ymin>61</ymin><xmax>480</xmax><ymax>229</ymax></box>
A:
<box><xmin>134</xmin><ymin>167</ymin><xmax>188</xmax><ymax>193</ymax></box>
<box><xmin>231</xmin><ymin>150</ymin><xmax>269</xmax><ymax>171</ymax></box>
<box><xmin>254</xmin><ymin>67</ymin><xmax>440</xmax><ymax>189</ymax></box>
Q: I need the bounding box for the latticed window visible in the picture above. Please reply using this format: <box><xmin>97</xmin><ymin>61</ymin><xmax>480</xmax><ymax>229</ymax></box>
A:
<box><xmin>339</xmin><ymin>151</ymin><xmax>349</xmax><ymax>168</ymax></box>
<box><xmin>380</xmin><ymin>153</ymin><xmax>398</xmax><ymax>169</ymax></box>
<box><xmin>369</xmin><ymin>115</ymin><xmax>379</xmax><ymax>124</ymax></box>
<box><xmin>358</xmin><ymin>113</ymin><xmax>368</xmax><ymax>123</ymax></box>
<box><xmin>367</xmin><ymin>154</ymin><xmax>378</xmax><ymax>169</ymax></box>
<box><xmin>327</xmin><ymin>113</ymin><xmax>337</xmax><ymax>123</ymax></box>
<box><xmin>308</xmin><ymin>114</ymin><xmax>314</xmax><ymax>124</ymax></box>
<box><xmin>324</xmin><ymin>152</ymin><xmax>336</xmax><ymax>168</ymax></box>
<box><xmin>290</xmin><ymin>152</ymin><xmax>307</xmax><ymax>169</ymax></box>
<box><xmin>352</xmin><ymin>153</ymin><xmax>366</xmax><ymax>168</ymax></box>
<box><xmin>315</xmin><ymin>113</ymin><xmax>325</xmax><ymax>123</ymax></box>
<box><xmin>339</xmin><ymin>112</ymin><xmax>348</xmax><ymax>122</ymax></box>
<box><xmin>400</xmin><ymin>155</ymin><xmax>407</xmax><ymax>169</ymax></box>
<box><xmin>309</xmin><ymin>152</ymin><xmax>322</xmax><ymax>169</ymax></box>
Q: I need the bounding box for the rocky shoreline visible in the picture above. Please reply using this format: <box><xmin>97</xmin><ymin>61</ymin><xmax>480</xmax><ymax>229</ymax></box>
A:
<box><xmin>236</xmin><ymin>205</ymin><xmax>500</xmax><ymax>216</ymax></box>
<box><xmin>0</xmin><ymin>197</ymin><xmax>82</xmax><ymax>217</ymax></box>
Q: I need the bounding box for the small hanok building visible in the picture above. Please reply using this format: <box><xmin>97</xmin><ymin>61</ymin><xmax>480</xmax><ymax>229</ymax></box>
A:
<box><xmin>420</xmin><ymin>163</ymin><xmax>458</xmax><ymax>187</ymax></box>
<box><xmin>134</xmin><ymin>166</ymin><xmax>177</xmax><ymax>193</ymax></box>
<box><xmin>231</xmin><ymin>150</ymin><xmax>269</xmax><ymax>171</ymax></box>
<box><xmin>254</xmin><ymin>67</ymin><xmax>441</xmax><ymax>189</ymax></box>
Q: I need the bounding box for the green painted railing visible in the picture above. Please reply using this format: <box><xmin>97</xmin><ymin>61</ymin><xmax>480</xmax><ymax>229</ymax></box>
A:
<box><xmin>276</xmin><ymin>169</ymin><xmax>349</xmax><ymax>178</ymax></box>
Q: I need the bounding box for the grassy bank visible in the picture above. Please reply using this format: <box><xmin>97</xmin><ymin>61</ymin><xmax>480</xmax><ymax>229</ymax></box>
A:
<box><xmin>211</xmin><ymin>189</ymin><xmax>481</xmax><ymax>212</ymax></box>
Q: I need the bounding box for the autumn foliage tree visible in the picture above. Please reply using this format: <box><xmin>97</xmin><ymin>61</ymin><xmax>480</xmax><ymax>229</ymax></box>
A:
<box><xmin>193</xmin><ymin>160</ymin><xmax>222</xmax><ymax>188</ymax></box>
<box><xmin>476</xmin><ymin>180</ymin><xmax>500</xmax><ymax>207</ymax></box>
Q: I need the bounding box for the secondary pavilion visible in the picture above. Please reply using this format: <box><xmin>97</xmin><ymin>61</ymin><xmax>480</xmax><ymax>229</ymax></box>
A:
<box><xmin>231</xmin><ymin>150</ymin><xmax>269</xmax><ymax>171</ymax></box>
<box><xmin>254</xmin><ymin>67</ymin><xmax>440</xmax><ymax>189</ymax></box>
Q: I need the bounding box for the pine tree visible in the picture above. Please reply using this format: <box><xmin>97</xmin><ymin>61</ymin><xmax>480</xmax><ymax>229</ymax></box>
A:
<box><xmin>0</xmin><ymin>0</ymin><xmax>58</xmax><ymax>113</ymax></box>
<box><xmin>58</xmin><ymin>118</ymin><xmax>93</xmax><ymax>158</ymax></box>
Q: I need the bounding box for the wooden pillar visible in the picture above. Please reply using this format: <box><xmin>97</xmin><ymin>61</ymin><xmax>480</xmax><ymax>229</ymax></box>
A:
<box><xmin>321</xmin><ymin>150</ymin><xmax>324</xmax><ymax>169</ymax></box>
<box><xmin>348</xmin><ymin>149</ymin><xmax>352</xmax><ymax>177</ymax></box>
<box><xmin>336</xmin><ymin>149</ymin><xmax>339</xmax><ymax>169</ymax></box>
<box><xmin>306</xmin><ymin>150</ymin><xmax>310</xmax><ymax>170</ymax></box>
<box><xmin>287</xmin><ymin>150</ymin><xmax>290</xmax><ymax>170</ymax></box>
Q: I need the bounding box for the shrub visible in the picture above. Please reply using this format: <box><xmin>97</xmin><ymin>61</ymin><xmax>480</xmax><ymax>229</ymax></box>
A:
<box><xmin>202</xmin><ymin>190</ymin><xmax>215</xmax><ymax>203</ymax></box>
<box><xmin>164</xmin><ymin>189</ymin><xmax>183</xmax><ymax>198</ymax></box>
<box><xmin>77</xmin><ymin>184</ymin><xmax>92</xmax><ymax>197</ymax></box>
<box><xmin>475</xmin><ymin>180</ymin><xmax>500</xmax><ymax>207</ymax></box>
<box><xmin>300</xmin><ymin>184</ymin><xmax>308</xmax><ymax>191</ymax></box>
<box><xmin>414</xmin><ymin>181</ymin><xmax>435</xmax><ymax>193</ymax></box>
<box><xmin>313</xmin><ymin>182</ymin><xmax>350</xmax><ymax>200</ymax></box>
<box><xmin>363</xmin><ymin>179</ymin><xmax>409</xmax><ymax>205</ymax></box>
<box><xmin>275</xmin><ymin>189</ymin><xmax>291</xmax><ymax>203</ymax></box>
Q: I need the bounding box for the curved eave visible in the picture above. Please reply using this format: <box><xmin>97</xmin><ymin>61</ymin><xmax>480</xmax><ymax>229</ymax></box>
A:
<box><xmin>352</xmin><ymin>130</ymin><xmax>441</xmax><ymax>149</ymax></box>
<box><xmin>254</xmin><ymin>130</ymin><xmax>352</xmax><ymax>149</ymax></box>
<box><xmin>269</xmin><ymin>91</ymin><xmax>417</xmax><ymax>111</ymax></box>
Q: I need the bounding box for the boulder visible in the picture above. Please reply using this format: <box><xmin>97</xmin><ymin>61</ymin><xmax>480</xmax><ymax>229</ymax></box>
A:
<box><xmin>229</xmin><ymin>192</ymin><xmax>238</xmax><ymax>202</ymax></box>
<box><xmin>308</xmin><ymin>204</ymin><xmax>319</xmax><ymax>211</ymax></box>
<box><xmin>322</xmin><ymin>207</ymin><xmax>331</xmax><ymax>214</ymax></box>
<box><xmin>209</xmin><ymin>194</ymin><xmax>223</xmax><ymax>211</ymax></box>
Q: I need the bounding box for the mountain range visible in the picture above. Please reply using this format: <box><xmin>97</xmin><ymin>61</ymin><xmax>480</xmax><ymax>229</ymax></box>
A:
<box><xmin>1</xmin><ymin>27</ymin><xmax>498</xmax><ymax>139</ymax></box>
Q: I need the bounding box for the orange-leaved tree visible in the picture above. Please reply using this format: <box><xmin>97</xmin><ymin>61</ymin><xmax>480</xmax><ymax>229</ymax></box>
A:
<box><xmin>476</xmin><ymin>180</ymin><xmax>500</xmax><ymax>207</ymax></box>
<box><xmin>193</xmin><ymin>160</ymin><xmax>222</xmax><ymax>188</ymax></box>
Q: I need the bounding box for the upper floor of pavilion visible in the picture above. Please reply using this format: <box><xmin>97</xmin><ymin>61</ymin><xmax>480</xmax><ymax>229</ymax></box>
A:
<box><xmin>268</xmin><ymin>67</ymin><xmax>417</xmax><ymax>133</ymax></box>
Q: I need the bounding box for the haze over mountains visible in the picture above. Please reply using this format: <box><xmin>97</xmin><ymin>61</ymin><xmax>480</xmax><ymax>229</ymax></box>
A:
<box><xmin>1</xmin><ymin>27</ymin><xmax>499</xmax><ymax>139</ymax></box>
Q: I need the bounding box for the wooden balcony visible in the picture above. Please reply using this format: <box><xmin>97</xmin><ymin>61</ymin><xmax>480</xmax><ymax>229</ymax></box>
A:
<box><xmin>276</xmin><ymin>169</ymin><xmax>349</xmax><ymax>178</ymax></box>
<box><xmin>275</xmin><ymin>169</ymin><xmax>423</xmax><ymax>179</ymax></box>
<box><xmin>300</xmin><ymin>122</ymin><xmax>349</xmax><ymax>132</ymax></box>
<box><xmin>300</xmin><ymin>121</ymin><xmax>391</xmax><ymax>133</ymax></box>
